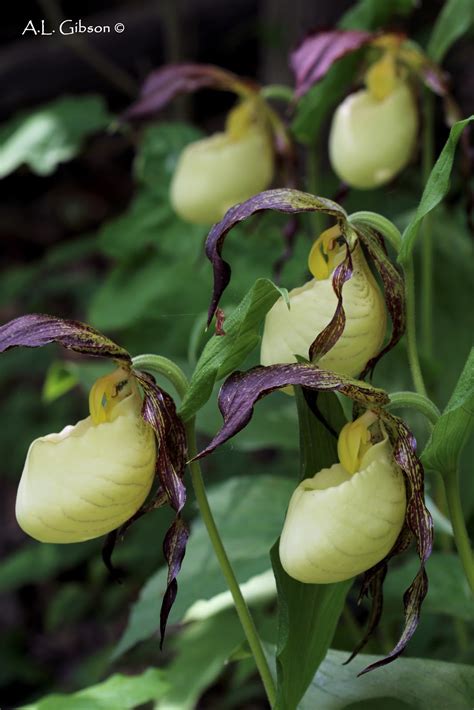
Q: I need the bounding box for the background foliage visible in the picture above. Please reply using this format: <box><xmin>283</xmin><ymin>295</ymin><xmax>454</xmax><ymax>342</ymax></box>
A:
<box><xmin>0</xmin><ymin>1</ymin><xmax>473</xmax><ymax>708</ymax></box>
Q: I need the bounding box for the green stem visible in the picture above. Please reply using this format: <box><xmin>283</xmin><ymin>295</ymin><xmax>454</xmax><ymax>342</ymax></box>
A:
<box><xmin>260</xmin><ymin>84</ymin><xmax>294</xmax><ymax>103</ymax></box>
<box><xmin>444</xmin><ymin>467</ymin><xmax>474</xmax><ymax>595</ymax></box>
<box><xmin>186</xmin><ymin>423</ymin><xmax>277</xmax><ymax>706</ymax></box>
<box><xmin>131</xmin><ymin>354</ymin><xmax>277</xmax><ymax>706</ymax></box>
<box><xmin>421</xmin><ymin>90</ymin><xmax>435</xmax><ymax>357</ymax></box>
<box><xmin>348</xmin><ymin>212</ymin><xmax>402</xmax><ymax>253</ymax></box>
<box><xmin>387</xmin><ymin>391</ymin><xmax>440</xmax><ymax>427</ymax></box>
<box><xmin>404</xmin><ymin>259</ymin><xmax>428</xmax><ymax>397</ymax></box>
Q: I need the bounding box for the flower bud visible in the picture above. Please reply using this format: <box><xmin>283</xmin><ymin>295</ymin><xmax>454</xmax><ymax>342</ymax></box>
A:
<box><xmin>279</xmin><ymin>414</ymin><xmax>406</xmax><ymax>583</ymax></box>
<box><xmin>15</xmin><ymin>368</ymin><xmax>156</xmax><ymax>543</ymax></box>
<box><xmin>260</xmin><ymin>227</ymin><xmax>386</xmax><ymax>377</ymax></box>
<box><xmin>329</xmin><ymin>55</ymin><xmax>418</xmax><ymax>190</ymax></box>
<box><xmin>170</xmin><ymin>98</ymin><xmax>274</xmax><ymax>225</ymax></box>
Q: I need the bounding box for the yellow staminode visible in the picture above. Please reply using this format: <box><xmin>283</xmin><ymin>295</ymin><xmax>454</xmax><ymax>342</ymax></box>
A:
<box><xmin>337</xmin><ymin>410</ymin><xmax>378</xmax><ymax>475</ymax></box>
<box><xmin>15</xmin><ymin>367</ymin><xmax>156</xmax><ymax>544</ymax></box>
<box><xmin>88</xmin><ymin>367</ymin><xmax>133</xmax><ymax>424</ymax></box>
<box><xmin>279</xmin><ymin>414</ymin><xmax>407</xmax><ymax>584</ymax></box>
<box><xmin>308</xmin><ymin>225</ymin><xmax>345</xmax><ymax>280</ymax></box>
<box><xmin>365</xmin><ymin>51</ymin><xmax>398</xmax><ymax>101</ymax></box>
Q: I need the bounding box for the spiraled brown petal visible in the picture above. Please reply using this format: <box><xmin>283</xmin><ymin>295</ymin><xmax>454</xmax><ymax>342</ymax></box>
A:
<box><xmin>160</xmin><ymin>516</ymin><xmax>189</xmax><ymax>648</ymax></box>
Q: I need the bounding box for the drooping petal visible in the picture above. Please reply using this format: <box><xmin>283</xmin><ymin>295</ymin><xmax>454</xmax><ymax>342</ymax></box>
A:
<box><xmin>354</xmin><ymin>225</ymin><xmax>406</xmax><ymax>376</ymax></box>
<box><xmin>194</xmin><ymin>363</ymin><xmax>388</xmax><ymax>460</ymax></box>
<box><xmin>160</xmin><ymin>516</ymin><xmax>190</xmax><ymax>648</ymax></box>
<box><xmin>133</xmin><ymin>370</ymin><xmax>189</xmax><ymax>646</ymax></box>
<box><xmin>351</xmin><ymin>412</ymin><xmax>433</xmax><ymax>674</ymax></box>
<box><xmin>124</xmin><ymin>63</ymin><xmax>256</xmax><ymax>121</ymax></box>
<box><xmin>205</xmin><ymin>188</ymin><xmax>348</xmax><ymax>326</ymax></box>
<box><xmin>290</xmin><ymin>29</ymin><xmax>374</xmax><ymax>99</ymax></box>
<box><xmin>0</xmin><ymin>314</ymin><xmax>131</xmax><ymax>365</ymax></box>
<box><xmin>134</xmin><ymin>370</ymin><xmax>187</xmax><ymax>513</ymax></box>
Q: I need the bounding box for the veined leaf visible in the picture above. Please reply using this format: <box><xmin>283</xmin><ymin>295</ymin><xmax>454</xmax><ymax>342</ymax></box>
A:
<box><xmin>0</xmin><ymin>95</ymin><xmax>110</xmax><ymax>178</ymax></box>
<box><xmin>179</xmin><ymin>278</ymin><xmax>286</xmax><ymax>421</ymax></box>
<box><xmin>422</xmin><ymin>348</ymin><xmax>474</xmax><ymax>474</ymax></box>
<box><xmin>21</xmin><ymin>669</ymin><xmax>168</xmax><ymax>710</ymax></box>
<box><xmin>301</xmin><ymin>650</ymin><xmax>474</xmax><ymax>709</ymax></box>
<box><xmin>398</xmin><ymin>116</ymin><xmax>474</xmax><ymax>264</ymax></box>
<box><xmin>427</xmin><ymin>0</ymin><xmax>474</xmax><ymax>63</ymax></box>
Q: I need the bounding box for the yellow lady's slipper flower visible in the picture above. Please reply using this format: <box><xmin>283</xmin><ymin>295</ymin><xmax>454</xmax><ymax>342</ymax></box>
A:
<box><xmin>170</xmin><ymin>98</ymin><xmax>274</xmax><ymax>224</ymax></box>
<box><xmin>260</xmin><ymin>227</ymin><xmax>387</xmax><ymax>377</ymax></box>
<box><xmin>279</xmin><ymin>413</ymin><xmax>406</xmax><ymax>583</ymax></box>
<box><xmin>15</xmin><ymin>367</ymin><xmax>156</xmax><ymax>544</ymax></box>
<box><xmin>329</xmin><ymin>52</ymin><xmax>418</xmax><ymax>189</ymax></box>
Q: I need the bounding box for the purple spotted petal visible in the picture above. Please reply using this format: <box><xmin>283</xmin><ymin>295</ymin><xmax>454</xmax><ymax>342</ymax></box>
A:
<box><xmin>124</xmin><ymin>63</ymin><xmax>254</xmax><ymax>121</ymax></box>
<box><xmin>134</xmin><ymin>370</ymin><xmax>187</xmax><ymax>513</ymax></box>
<box><xmin>309</xmin><ymin>238</ymin><xmax>353</xmax><ymax>361</ymax></box>
<box><xmin>0</xmin><ymin>314</ymin><xmax>131</xmax><ymax>364</ymax></box>
<box><xmin>205</xmin><ymin>188</ymin><xmax>348</xmax><ymax>326</ymax></box>
<box><xmin>194</xmin><ymin>363</ymin><xmax>388</xmax><ymax>460</ymax></box>
<box><xmin>290</xmin><ymin>29</ymin><xmax>373</xmax><ymax>98</ymax></box>
<box><xmin>160</xmin><ymin>516</ymin><xmax>189</xmax><ymax>648</ymax></box>
<box><xmin>355</xmin><ymin>225</ymin><xmax>406</xmax><ymax>376</ymax></box>
<box><xmin>349</xmin><ymin>412</ymin><xmax>433</xmax><ymax>674</ymax></box>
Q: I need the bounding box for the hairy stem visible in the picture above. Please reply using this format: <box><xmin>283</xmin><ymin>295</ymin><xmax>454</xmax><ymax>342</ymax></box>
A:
<box><xmin>131</xmin><ymin>354</ymin><xmax>277</xmax><ymax>706</ymax></box>
<box><xmin>444</xmin><ymin>467</ymin><xmax>474</xmax><ymax>595</ymax></box>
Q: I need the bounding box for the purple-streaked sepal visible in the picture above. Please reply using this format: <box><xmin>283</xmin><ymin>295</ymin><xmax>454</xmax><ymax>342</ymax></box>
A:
<box><xmin>350</xmin><ymin>411</ymin><xmax>433</xmax><ymax>674</ymax></box>
<box><xmin>310</xmin><ymin>238</ymin><xmax>353</xmax><ymax>362</ymax></box>
<box><xmin>205</xmin><ymin>188</ymin><xmax>348</xmax><ymax>326</ymax></box>
<box><xmin>160</xmin><ymin>516</ymin><xmax>189</xmax><ymax>648</ymax></box>
<box><xmin>0</xmin><ymin>314</ymin><xmax>131</xmax><ymax>365</ymax></box>
<box><xmin>355</xmin><ymin>226</ymin><xmax>406</xmax><ymax>376</ymax></box>
<box><xmin>124</xmin><ymin>63</ymin><xmax>256</xmax><ymax>121</ymax></box>
<box><xmin>135</xmin><ymin>371</ymin><xmax>187</xmax><ymax>513</ymax></box>
<box><xmin>133</xmin><ymin>369</ymin><xmax>189</xmax><ymax>645</ymax></box>
<box><xmin>194</xmin><ymin>364</ymin><xmax>388</xmax><ymax>460</ymax></box>
<box><xmin>290</xmin><ymin>29</ymin><xmax>374</xmax><ymax>99</ymax></box>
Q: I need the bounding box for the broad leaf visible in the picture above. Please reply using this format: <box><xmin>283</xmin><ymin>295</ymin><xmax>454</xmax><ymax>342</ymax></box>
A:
<box><xmin>272</xmin><ymin>548</ymin><xmax>352</xmax><ymax>710</ymax></box>
<box><xmin>301</xmin><ymin>649</ymin><xmax>474</xmax><ymax>709</ymax></box>
<box><xmin>384</xmin><ymin>552</ymin><xmax>474</xmax><ymax>622</ymax></box>
<box><xmin>0</xmin><ymin>95</ymin><xmax>110</xmax><ymax>178</ymax></box>
<box><xmin>427</xmin><ymin>0</ymin><xmax>474</xmax><ymax>63</ymax></box>
<box><xmin>339</xmin><ymin>0</ymin><xmax>415</xmax><ymax>30</ymax></box>
<box><xmin>22</xmin><ymin>669</ymin><xmax>168</xmax><ymax>710</ymax></box>
<box><xmin>398</xmin><ymin>116</ymin><xmax>474</xmax><ymax>264</ymax></box>
<box><xmin>179</xmin><ymin>278</ymin><xmax>286</xmax><ymax>422</ymax></box>
<box><xmin>271</xmin><ymin>390</ymin><xmax>350</xmax><ymax>710</ymax></box>
<box><xmin>113</xmin><ymin>474</ymin><xmax>294</xmax><ymax>658</ymax></box>
<box><xmin>422</xmin><ymin>348</ymin><xmax>474</xmax><ymax>474</ymax></box>
<box><xmin>160</xmin><ymin>609</ymin><xmax>245</xmax><ymax>710</ymax></box>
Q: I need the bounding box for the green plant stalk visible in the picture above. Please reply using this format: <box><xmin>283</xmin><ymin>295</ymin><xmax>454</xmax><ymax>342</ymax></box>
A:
<box><xmin>185</xmin><ymin>423</ymin><xmax>277</xmax><ymax>706</ymax></box>
<box><xmin>404</xmin><ymin>258</ymin><xmax>428</xmax><ymax>398</ymax></box>
<box><xmin>444</xmin><ymin>467</ymin><xmax>474</xmax><ymax>595</ymax></box>
<box><xmin>260</xmin><ymin>84</ymin><xmax>294</xmax><ymax>103</ymax></box>
<box><xmin>131</xmin><ymin>354</ymin><xmax>277</xmax><ymax>707</ymax></box>
<box><xmin>421</xmin><ymin>89</ymin><xmax>435</xmax><ymax>357</ymax></box>
<box><xmin>387</xmin><ymin>391</ymin><xmax>440</xmax><ymax>427</ymax></box>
